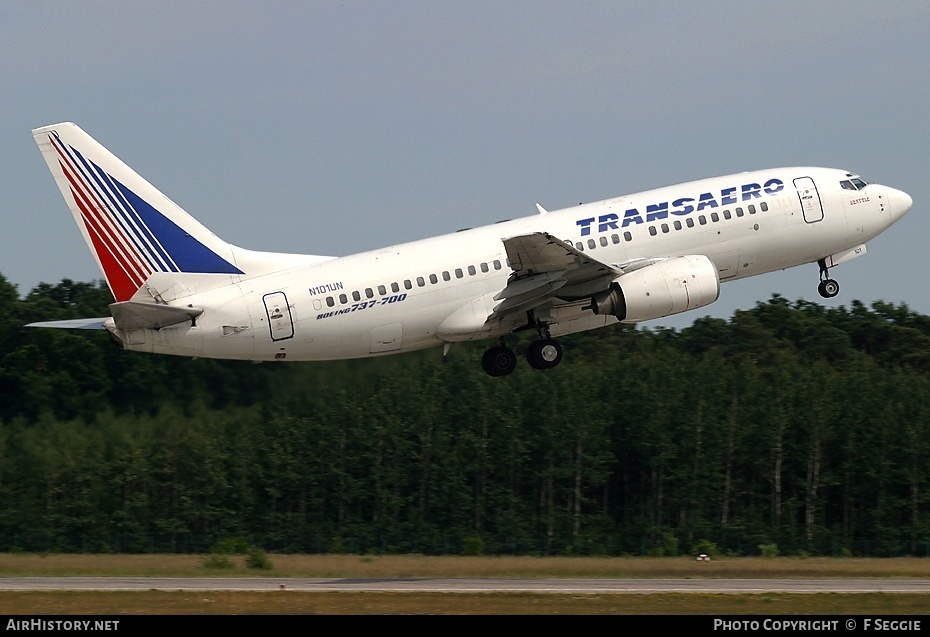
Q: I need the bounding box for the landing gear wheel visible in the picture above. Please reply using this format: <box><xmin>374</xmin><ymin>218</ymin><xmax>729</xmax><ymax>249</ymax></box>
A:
<box><xmin>526</xmin><ymin>338</ymin><xmax>563</xmax><ymax>370</ymax></box>
<box><xmin>482</xmin><ymin>345</ymin><xmax>517</xmax><ymax>377</ymax></box>
<box><xmin>818</xmin><ymin>278</ymin><xmax>840</xmax><ymax>298</ymax></box>
<box><xmin>816</xmin><ymin>258</ymin><xmax>840</xmax><ymax>299</ymax></box>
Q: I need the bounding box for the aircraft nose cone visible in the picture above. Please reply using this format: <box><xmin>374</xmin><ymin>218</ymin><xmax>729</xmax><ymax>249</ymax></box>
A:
<box><xmin>889</xmin><ymin>187</ymin><xmax>913</xmax><ymax>216</ymax></box>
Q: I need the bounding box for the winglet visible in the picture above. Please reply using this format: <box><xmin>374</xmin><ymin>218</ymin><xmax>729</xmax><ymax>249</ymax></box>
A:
<box><xmin>535</xmin><ymin>203</ymin><xmax>548</xmax><ymax>215</ymax></box>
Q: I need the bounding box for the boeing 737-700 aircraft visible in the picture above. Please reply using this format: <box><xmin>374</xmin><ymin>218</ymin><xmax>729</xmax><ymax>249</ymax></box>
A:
<box><xmin>29</xmin><ymin>123</ymin><xmax>913</xmax><ymax>376</ymax></box>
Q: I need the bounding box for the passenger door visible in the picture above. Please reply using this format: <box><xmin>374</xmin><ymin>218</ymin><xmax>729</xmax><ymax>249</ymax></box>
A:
<box><xmin>794</xmin><ymin>177</ymin><xmax>824</xmax><ymax>223</ymax></box>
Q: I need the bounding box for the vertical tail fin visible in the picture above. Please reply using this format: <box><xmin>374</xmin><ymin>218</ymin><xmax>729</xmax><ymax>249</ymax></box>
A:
<box><xmin>32</xmin><ymin>123</ymin><xmax>243</xmax><ymax>302</ymax></box>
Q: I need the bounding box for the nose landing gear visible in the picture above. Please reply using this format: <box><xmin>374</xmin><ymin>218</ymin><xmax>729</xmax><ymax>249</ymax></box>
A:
<box><xmin>817</xmin><ymin>258</ymin><xmax>840</xmax><ymax>299</ymax></box>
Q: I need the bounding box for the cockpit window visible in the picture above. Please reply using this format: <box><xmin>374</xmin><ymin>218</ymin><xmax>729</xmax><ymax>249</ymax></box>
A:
<box><xmin>840</xmin><ymin>177</ymin><xmax>869</xmax><ymax>191</ymax></box>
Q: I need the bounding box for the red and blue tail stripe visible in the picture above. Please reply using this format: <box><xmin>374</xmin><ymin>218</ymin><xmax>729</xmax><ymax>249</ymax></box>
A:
<box><xmin>47</xmin><ymin>132</ymin><xmax>242</xmax><ymax>301</ymax></box>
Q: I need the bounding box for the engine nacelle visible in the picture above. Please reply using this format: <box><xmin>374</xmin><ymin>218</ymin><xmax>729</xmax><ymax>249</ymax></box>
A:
<box><xmin>589</xmin><ymin>255</ymin><xmax>720</xmax><ymax>322</ymax></box>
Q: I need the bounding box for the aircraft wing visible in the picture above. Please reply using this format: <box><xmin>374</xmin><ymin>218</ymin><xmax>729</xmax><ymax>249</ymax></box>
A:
<box><xmin>491</xmin><ymin>232</ymin><xmax>623</xmax><ymax>320</ymax></box>
<box><xmin>504</xmin><ymin>232</ymin><xmax>621</xmax><ymax>281</ymax></box>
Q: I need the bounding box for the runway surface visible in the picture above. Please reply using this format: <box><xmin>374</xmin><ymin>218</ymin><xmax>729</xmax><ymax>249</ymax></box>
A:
<box><xmin>2</xmin><ymin>577</ymin><xmax>930</xmax><ymax>593</ymax></box>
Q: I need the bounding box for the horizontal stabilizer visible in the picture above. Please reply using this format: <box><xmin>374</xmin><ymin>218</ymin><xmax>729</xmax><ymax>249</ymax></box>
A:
<box><xmin>26</xmin><ymin>318</ymin><xmax>109</xmax><ymax>330</ymax></box>
<box><xmin>109</xmin><ymin>301</ymin><xmax>203</xmax><ymax>330</ymax></box>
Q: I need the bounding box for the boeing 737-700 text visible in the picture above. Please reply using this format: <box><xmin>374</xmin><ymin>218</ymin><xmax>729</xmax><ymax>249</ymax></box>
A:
<box><xmin>28</xmin><ymin>123</ymin><xmax>913</xmax><ymax>376</ymax></box>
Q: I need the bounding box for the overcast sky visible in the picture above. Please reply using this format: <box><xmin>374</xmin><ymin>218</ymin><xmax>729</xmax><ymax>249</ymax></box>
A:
<box><xmin>3</xmin><ymin>1</ymin><xmax>928</xmax><ymax>330</ymax></box>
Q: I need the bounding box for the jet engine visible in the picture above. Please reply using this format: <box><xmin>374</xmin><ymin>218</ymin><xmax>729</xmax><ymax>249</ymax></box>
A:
<box><xmin>588</xmin><ymin>255</ymin><xmax>720</xmax><ymax>322</ymax></box>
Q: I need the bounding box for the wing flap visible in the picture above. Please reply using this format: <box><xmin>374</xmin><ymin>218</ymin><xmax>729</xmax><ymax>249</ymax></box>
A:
<box><xmin>492</xmin><ymin>270</ymin><xmax>566</xmax><ymax>302</ymax></box>
<box><xmin>491</xmin><ymin>279</ymin><xmax>567</xmax><ymax>317</ymax></box>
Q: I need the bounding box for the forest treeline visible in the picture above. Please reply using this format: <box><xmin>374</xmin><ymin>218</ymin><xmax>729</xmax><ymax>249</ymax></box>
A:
<box><xmin>2</xmin><ymin>273</ymin><xmax>930</xmax><ymax>557</ymax></box>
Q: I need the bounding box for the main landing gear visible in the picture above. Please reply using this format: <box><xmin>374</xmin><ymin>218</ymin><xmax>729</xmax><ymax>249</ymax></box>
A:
<box><xmin>480</xmin><ymin>337</ymin><xmax>565</xmax><ymax>377</ymax></box>
<box><xmin>481</xmin><ymin>315</ymin><xmax>564</xmax><ymax>377</ymax></box>
<box><xmin>817</xmin><ymin>258</ymin><xmax>840</xmax><ymax>299</ymax></box>
<box><xmin>481</xmin><ymin>342</ymin><xmax>517</xmax><ymax>377</ymax></box>
<box><xmin>526</xmin><ymin>338</ymin><xmax>563</xmax><ymax>370</ymax></box>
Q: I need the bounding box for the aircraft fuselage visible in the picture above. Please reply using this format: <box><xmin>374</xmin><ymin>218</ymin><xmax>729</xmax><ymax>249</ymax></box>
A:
<box><xmin>114</xmin><ymin>167</ymin><xmax>910</xmax><ymax>362</ymax></box>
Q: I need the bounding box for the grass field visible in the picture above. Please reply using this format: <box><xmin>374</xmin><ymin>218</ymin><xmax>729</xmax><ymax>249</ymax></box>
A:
<box><xmin>4</xmin><ymin>553</ymin><xmax>930</xmax><ymax>578</ymax></box>
<box><xmin>1</xmin><ymin>554</ymin><xmax>929</xmax><ymax>614</ymax></box>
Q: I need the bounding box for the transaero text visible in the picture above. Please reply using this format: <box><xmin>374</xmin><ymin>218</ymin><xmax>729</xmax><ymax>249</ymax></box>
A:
<box><xmin>577</xmin><ymin>178</ymin><xmax>785</xmax><ymax>234</ymax></box>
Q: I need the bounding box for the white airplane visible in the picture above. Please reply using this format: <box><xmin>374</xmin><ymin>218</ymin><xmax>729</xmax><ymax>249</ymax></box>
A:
<box><xmin>29</xmin><ymin>122</ymin><xmax>913</xmax><ymax>376</ymax></box>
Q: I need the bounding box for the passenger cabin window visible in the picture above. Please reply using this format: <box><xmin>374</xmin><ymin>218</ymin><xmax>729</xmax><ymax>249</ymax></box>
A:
<box><xmin>429</xmin><ymin>274</ymin><xmax>438</xmax><ymax>284</ymax></box>
<box><xmin>404</xmin><ymin>279</ymin><xmax>413</xmax><ymax>290</ymax></box>
<box><xmin>587</xmin><ymin>239</ymin><xmax>596</xmax><ymax>249</ymax></box>
<box><xmin>442</xmin><ymin>271</ymin><xmax>451</xmax><ymax>281</ymax></box>
<box><xmin>365</xmin><ymin>288</ymin><xmax>374</xmax><ymax>299</ymax></box>
<box><xmin>468</xmin><ymin>265</ymin><xmax>476</xmax><ymax>276</ymax></box>
<box><xmin>378</xmin><ymin>285</ymin><xmax>387</xmax><ymax>295</ymax></box>
<box><xmin>623</xmin><ymin>231</ymin><xmax>632</xmax><ymax>241</ymax></box>
<box><xmin>480</xmin><ymin>262</ymin><xmax>489</xmax><ymax>273</ymax></box>
<box><xmin>391</xmin><ymin>282</ymin><xmax>400</xmax><ymax>293</ymax></box>
<box><xmin>416</xmin><ymin>276</ymin><xmax>425</xmax><ymax>287</ymax></box>
<box><xmin>493</xmin><ymin>260</ymin><xmax>502</xmax><ymax>270</ymax></box>
<box><xmin>455</xmin><ymin>268</ymin><xmax>464</xmax><ymax>279</ymax></box>
<box><xmin>352</xmin><ymin>290</ymin><xmax>361</xmax><ymax>302</ymax></box>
